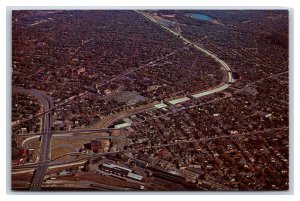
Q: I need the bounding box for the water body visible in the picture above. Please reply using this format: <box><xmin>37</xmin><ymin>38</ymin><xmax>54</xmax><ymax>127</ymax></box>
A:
<box><xmin>185</xmin><ymin>13</ymin><xmax>214</xmax><ymax>21</ymax></box>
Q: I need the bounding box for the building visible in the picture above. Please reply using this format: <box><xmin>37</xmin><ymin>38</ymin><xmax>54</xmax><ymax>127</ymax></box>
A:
<box><xmin>99</xmin><ymin>162</ymin><xmax>143</xmax><ymax>181</ymax></box>
<box><xmin>83</xmin><ymin>140</ymin><xmax>102</xmax><ymax>153</ymax></box>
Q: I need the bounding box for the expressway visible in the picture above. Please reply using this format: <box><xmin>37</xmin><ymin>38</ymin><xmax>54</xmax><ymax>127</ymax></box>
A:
<box><xmin>12</xmin><ymin>126</ymin><xmax>287</xmax><ymax>174</ymax></box>
<box><xmin>22</xmin><ymin>132</ymin><xmax>130</xmax><ymax>150</ymax></box>
<box><xmin>17</xmin><ymin>127</ymin><xmax>127</xmax><ymax>137</ymax></box>
<box><xmin>13</xmin><ymin>11</ymin><xmax>237</xmax><ymax>189</ymax></box>
<box><xmin>136</xmin><ymin>11</ymin><xmax>235</xmax><ymax>108</ymax></box>
<box><xmin>136</xmin><ymin>11</ymin><xmax>234</xmax><ymax>78</ymax></box>
<box><xmin>12</xmin><ymin>88</ymin><xmax>88</xmax><ymax>126</ymax></box>
<box><xmin>14</xmin><ymin>88</ymin><xmax>54</xmax><ymax>191</ymax></box>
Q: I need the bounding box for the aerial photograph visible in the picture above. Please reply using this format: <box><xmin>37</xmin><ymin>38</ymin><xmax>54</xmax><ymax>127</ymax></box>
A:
<box><xmin>11</xmin><ymin>9</ymin><xmax>289</xmax><ymax>191</ymax></box>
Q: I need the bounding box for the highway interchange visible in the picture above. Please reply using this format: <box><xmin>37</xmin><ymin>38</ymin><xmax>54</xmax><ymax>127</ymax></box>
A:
<box><xmin>14</xmin><ymin>88</ymin><xmax>54</xmax><ymax>190</ymax></box>
<box><xmin>12</xmin><ymin>10</ymin><xmax>236</xmax><ymax>190</ymax></box>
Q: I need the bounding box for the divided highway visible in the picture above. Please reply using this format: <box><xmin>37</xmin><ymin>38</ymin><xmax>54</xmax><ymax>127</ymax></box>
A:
<box><xmin>14</xmin><ymin>88</ymin><xmax>54</xmax><ymax>191</ymax></box>
<box><xmin>13</xmin><ymin>11</ymin><xmax>236</xmax><ymax>190</ymax></box>
<box><xmin>136</xmin><ymin>10</ymin><xmax>234</xmax><ymax>108</ymax></box>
